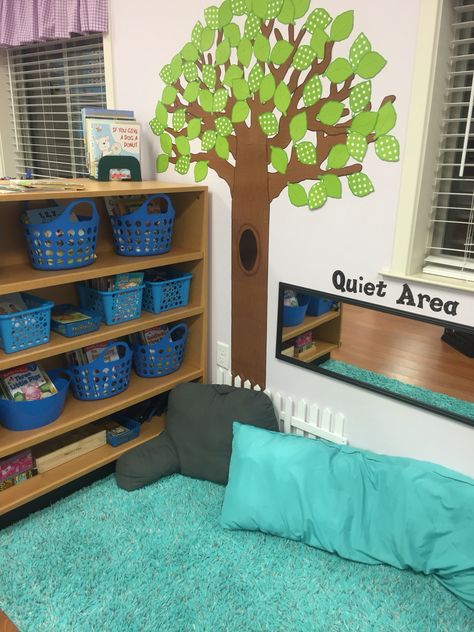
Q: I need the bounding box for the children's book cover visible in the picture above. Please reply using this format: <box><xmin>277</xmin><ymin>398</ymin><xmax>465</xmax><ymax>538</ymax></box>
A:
<box><xmin>0</xmin><ymin>363</ymin><xmax>57</xmax><ymax>401</ymax></box>
<box><xmin>86</xmin><ymin>118</ymin><xmax>140</xmax><ymax>178</ymax></box>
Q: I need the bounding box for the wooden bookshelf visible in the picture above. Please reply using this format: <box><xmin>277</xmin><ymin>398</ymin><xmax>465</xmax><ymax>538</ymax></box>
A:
<box><xmin>282</xmin><ymin>310</ymin><xmax>340</xmax><ymax>342</ymax></box>
<box><xmin>0</xmin><ymin>180</ymin><xmax>208</xmax><ymax>517</ymax></box>
<box><xmin>0</xmin><ymin>415</ymin><xmax>166</xmax><ymax>515</ymax></box>
<box><xmin>297</xmin><ymin>342</ymin><xmax>338</xmax><ymax>363</ymax></box>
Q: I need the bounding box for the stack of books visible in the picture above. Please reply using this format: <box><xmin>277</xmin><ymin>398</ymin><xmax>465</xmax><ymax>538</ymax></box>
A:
<box><xmin>104</xmin><ymin>195</ymin><xmax>162</xmax><ymax>218</ymax></box>
<box><xmin>82</xmin><ymin>272</ymin><xmax>144</xmax><ymax>293</ymax></box>
<box><xmin>66</xmin><ymin>341</ymin><xmax>120</xmax><ymax>367</ymax></box>
<box><xmin>0</xmin><ymin>449</ymin><xmax>37</xmax><ymax>491</ymax></box>
<box><xmin>81</xmin><ymin>108</ymin><xmax>141</xmax><ymax>180</ymax></box>
<box><xmin>0</xmin><ymin>363</ymin><xmax>57</xmax><ymax>401</ymax></box>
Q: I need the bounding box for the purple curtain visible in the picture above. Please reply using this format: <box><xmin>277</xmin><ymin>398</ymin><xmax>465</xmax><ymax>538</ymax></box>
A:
<box><xmin>0</xmin><ymin>0</ymin><xmax>108</xmax><ymax>47</ymax></box>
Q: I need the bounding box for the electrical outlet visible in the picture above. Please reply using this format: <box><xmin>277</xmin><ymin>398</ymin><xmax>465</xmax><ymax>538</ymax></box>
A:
<box><xmin>216</xmin><ymin>341</ymin><xmax>230</xmax><ymax>370</ymax></box>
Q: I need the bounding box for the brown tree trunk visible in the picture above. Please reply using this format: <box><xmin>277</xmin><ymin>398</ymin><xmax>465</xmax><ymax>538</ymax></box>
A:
<box><xmin>231</xmin><ymin>131</ymin><xmax>270</xmax><ymax>387</ymax></box>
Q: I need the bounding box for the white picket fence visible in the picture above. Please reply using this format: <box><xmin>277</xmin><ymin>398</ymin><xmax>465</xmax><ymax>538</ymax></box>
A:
<box><xmin>215</xmin><ymin>368</ymin><xmax>347</xmax><ymax>445</ymax></box>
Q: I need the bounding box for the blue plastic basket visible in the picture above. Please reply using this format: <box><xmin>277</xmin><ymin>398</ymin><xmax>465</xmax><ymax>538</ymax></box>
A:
<box><xmin>67</xmin><ymin>341</ymin><xmax>132</xmax><ymax>401</ymax></box>
<box><xmin>132</xmin><ymin>323</ymin><xmax>188</xmax><ymax>378</ymax></box>
<box><xmin>282</xmin><ymin>294</ymin><xmax>310</xmax><ymax>327</ymax></box>
<box><xmin>21</xmin><ymin>198</ymin><xmax>99</xmax><ymax>271</ymax></box>
<box><xmin>51</xmin><ymin>304</ymin><xmax>101</xmax><ymax>338</ymax></box>
<box><xmin>106</xmin><ymin>414</ymin><xmax>141</xmax><ymax>447</ymax></box>
<box><xmin>0</xmin><ymin>293</ymin><xmax>53</xmax><ymax>354</ymax></box>
<box><xmin>77</xmin><ymin>283</ymin><xmax>144</xmax><ymax>326</ymax></box>
<box><xmin>0</xmin><ymin>370</ymin><xmax>70</xmax><ymax>431</ymax></box>
<box><xmin>108</xmin><ymin>194</ymin><xmax>175</xmax><ymax>256</ymax></box>
<box><xmin>142</xmin><ymin>268</ymin><xmax>192</xmax><ymax>314</ymax></box>
<box><xmin>307</xmin><ymin>296</ymin><xmax>334</xmax><ymax>317</ymax></box>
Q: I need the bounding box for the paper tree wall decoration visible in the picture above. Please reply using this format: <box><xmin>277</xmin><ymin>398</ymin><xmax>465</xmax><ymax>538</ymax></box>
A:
<box><xmin>150</xmin><ymin>1</ymin><xmax>399</xmax><ymax>387</ymax></box>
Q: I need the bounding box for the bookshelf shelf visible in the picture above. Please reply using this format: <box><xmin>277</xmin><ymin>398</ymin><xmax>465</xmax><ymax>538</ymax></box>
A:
<box><xmin>0</xmin><ymin>180</ymin><xmax>208</xmax><ymax>518</ymax></box>
<box><xmin>0</xmin><ymin>415</ymin><xmax>166</xmax><ymax>515</ymax></box>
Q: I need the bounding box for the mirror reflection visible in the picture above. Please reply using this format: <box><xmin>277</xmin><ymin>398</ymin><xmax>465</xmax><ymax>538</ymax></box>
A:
<box><xmin>277</xmin><ymin>284</ymin><xmax>474</xmax><ymax>425</ymax></box>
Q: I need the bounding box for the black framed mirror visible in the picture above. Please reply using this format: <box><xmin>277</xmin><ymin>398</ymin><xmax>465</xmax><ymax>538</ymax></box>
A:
<box><xmin>276</xmin><ymin>282</ymin><xmax>474</xmax><ymax>426</ymax></box>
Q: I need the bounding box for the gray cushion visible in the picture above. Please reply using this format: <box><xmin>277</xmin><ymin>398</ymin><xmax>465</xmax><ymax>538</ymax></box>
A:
<box><xmin>115</xmin><ymin>382</ymin><xmax>279</xmax><ymax>490</ymax></box>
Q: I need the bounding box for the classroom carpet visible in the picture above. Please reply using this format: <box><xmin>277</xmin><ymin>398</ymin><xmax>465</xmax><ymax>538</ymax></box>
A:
<box><xmin>321</xmin><ymin>359</ymin><xmax>474</xmax><ymax>421</ymax></box>
<box><xmin>1</xmin><ymin>474</ymin><xmax>474</xmax><ymax>632</ymax></box>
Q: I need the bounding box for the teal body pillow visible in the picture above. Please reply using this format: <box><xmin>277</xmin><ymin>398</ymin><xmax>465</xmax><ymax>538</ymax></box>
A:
<box><xmin>221</xmin><ymin>423</ymin><xmax>474</xmax><ymax>610</ymax></box>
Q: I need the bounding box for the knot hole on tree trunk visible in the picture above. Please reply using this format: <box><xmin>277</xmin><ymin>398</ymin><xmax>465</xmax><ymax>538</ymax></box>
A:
<box><xmin>238</xmin><ymin>225</ymin><xmax>260</xmax><ymax>275</ymax></box>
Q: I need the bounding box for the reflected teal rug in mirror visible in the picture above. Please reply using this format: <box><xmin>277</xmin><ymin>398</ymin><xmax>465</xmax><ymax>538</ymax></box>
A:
<box><xmin>320</xmin><ymin>359</ymin><xmax>474</xmax><ymax>420</ymax></box>
<box><xmin>1</xmin><ymin>475</ymin><xmax>474</xmax><ymax>632</ymax></box>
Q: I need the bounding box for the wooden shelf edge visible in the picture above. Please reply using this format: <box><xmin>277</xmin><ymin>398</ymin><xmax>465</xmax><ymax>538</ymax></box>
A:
<box><xmin>0</xmin><ymin>304</ymin><xmax>204</xmax><ymax>370</ymax></box>
<box><xmin>0</xmin><ymin>363</ymin><xmax>202</xmax><ymax>458</ymax></box>
<box><xmin>0</xmin><ymin>416</ymin><xmax>165</xmax><ymax>515</ymax></box>
<box><xmin>282</xmin><ymin>310</ymin><xmax>340</xmax><ymax>342</ymax></box>
<box><xmin>297</xmin><ymin>342</ymin><xmax>338</xmax><ymax>363</ymax></box>
<box><xmin>0</xmin><ymin>247</ymin><xmax>203</xmax><ymax>296</ymax></box>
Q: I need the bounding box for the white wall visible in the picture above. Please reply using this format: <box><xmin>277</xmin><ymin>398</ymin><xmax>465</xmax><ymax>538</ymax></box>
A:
<box><xmin>109</xmin><ymin>0</ymin><xmax>474</xmax><ymax>477</ymax></box>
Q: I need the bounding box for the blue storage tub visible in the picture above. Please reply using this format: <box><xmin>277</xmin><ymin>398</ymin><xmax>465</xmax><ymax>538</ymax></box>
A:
<box><xmin>132</xmin><ymin>323</ymin><xmax>188</xmax><ymax>378</ymax></box>
<box><xmin>0</xmin><ymin>370</ymin><xmax>70</xmax><ymax>431</ymax></box>
<box><xmin>21</xmin><ymin>198</ymin><xmax>99</xmax><ymax>271</ymax></box>
<box><xmin>282</xmin><ymin>294</ymin><xmax>309</xmax><ymax>327</ymax></box>
<box><xmin>0</xmin><ymin>293</ymin><xmax>53</xmax><ymax>354</ymax></box>
<box><xmin>307</xmin><ymin>296</ymin><xmax>334</xmax><ymax>317</ymax></box>
<box><xmin>106</xmin><ymin>414</ymin><xmax>141</xmax><ymax>447</ymax></box>
<box><xmin>77</xmin><ymin>282</ymin><xmax>144</xmax><ymax>326</ymax></box>
<box><xmin>67</xmin><ymin>341</ymin><xmax>132</xmax><ymax>401</ymax></box>
<box><xmin>142</xmin><ymin>268</ymin><xmax>192</xmax><ymax>314</ymax></box>
<box><xmin>51</xmin><ymin>304</ymin><xmax>101</xmax><ymax>338</ymax></box>
<box><xmin>107</xmin><ymin>194</ymin><xmax>175</xmax><ymax>256</ymax></box>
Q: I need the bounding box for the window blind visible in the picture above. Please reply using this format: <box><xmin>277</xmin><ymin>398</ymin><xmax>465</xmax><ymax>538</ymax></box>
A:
<box><xmin>7</xmin><ymin>34</ymin><xmax>106</xmax><ymax>179</ymax></box>
<box><xmin>424</xmin><ymin>0</ymin><xmax>474</xmax><ymax>281</ymax></box>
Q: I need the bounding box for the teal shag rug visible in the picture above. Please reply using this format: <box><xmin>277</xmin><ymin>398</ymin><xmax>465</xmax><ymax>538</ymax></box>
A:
<box><xmin>1</xmin><ymin>475</ymin><xmax>474</xmax><ymax>632</ymax></box>
<box><xmin>321</xmin><ymin>359</ymin><xmax>474</xmax><ymax>420</ymax></box>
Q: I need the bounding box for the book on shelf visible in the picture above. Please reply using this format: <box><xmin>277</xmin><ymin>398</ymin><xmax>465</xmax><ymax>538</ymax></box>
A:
<box><xmin>0</xmin><ymin>179</ymin><xmax>86</xmax><ymax>195</ymax></box>
<box><xmin>0</xmin><ymin>449</ymin><xmax>37</xmax><ymax>492</ymax></box>
<box><xmin>0</xmin><ymin>469</ymin><xmax>37</xmax><ymax>492</ymax></box>
<box><xmin>23</xmin><ymin>205</ymin><xmax>79</xmax><ymax>225</ymax></box>
<box><xmin>0</xmin><ymin>363</ymin><xmax>57</xmax><ymax>401</ymax></box>
<box><xmin>104</xmin><ymin>195</ymin><xmax>163</xmax><ymax>218</ymax></box>
<box><xmin>0</xmin><ymin>292</ymin><xmax>28</xmax><ymax>315</ymax></box>
<box><xmin>84</xmin><ymin>272</ymin><xmax>144</xmax><ymax>292</ymax></box>
<box><xmin>33</xmin><ymin>423</ymin><xmax>108</xmax><ymax>473</ymax></box>
<box><xmin>51</xmin><ymin>305</ymin><xmax>94</xmax><ymax>326</ymax></box>
<box><xmin>66</xmin><ymin>340</ymin><xmax>120</xmax><ymax>366</ymax></box>
<box><xmin>129</xmin><ymin>325</ymin><xmax>169</xmax><ymax>347</ymax></box>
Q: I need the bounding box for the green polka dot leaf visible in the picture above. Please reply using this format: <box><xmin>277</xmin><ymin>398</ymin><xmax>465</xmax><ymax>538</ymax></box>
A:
<box><xmin>349</xmin><ymin>81</ymin><xmax>371</xmax><ymax>113</ymax></box>
<box><xmin>187</xmin><ymin>118</ymin><xmax>202</xmax><ymax>140</ymax></box>
<box><xmin>156</xmin><ymin>154</ymin><xmax>169</xmax><ymax>173</ymax></box>
<box><xmin>303</xmin><ymin>76</ymin><xmax>322</xmax><ymax>107</ymax></box>
<box><xmin>213</xmin><ymin>88</ymin><xmax>229</xmax><ymax>111</ymax></box>
<box><xmin>266</xmin><ymin>0</ymin><xmax>284</xmax><ymax>19</ymax></box>
<box><xmin>274</xmin><ymin>81</ymin><xmax>291</xmax><ymax>115</ymax></box>
<box><xmin>223</xmin><ymin>23</ymin><xmax>240</xmax><ymax>47</ymax></box>
<box><xmin>349</xmin><ymin>33</ymin><xmax>371</xmax><ymax>70</ymax></box>
<box><xmin>159</xmin><ymin>133</ymin><xmax>173</xmax><ymax>156</ymax></box>
<box><xmin>204</xmin><ymin>6</ymin><xmax>220</xmax><ymax>29</ymax></box>
<box><xmin>149</xmin><ymin>118</ymin><xmax>165</xmax><ymax>137</ymax></box>
<box><xmin>194</xmin><ymin>160</ymin><xmax>209</xmax><ymax>183</ymax></box>
<box><xmin>183</xmin><ymin>62</ymin><xmax>199</xmax><ymax>82</ymax></box>
<box><xmin>375</xmin><ymin>102</ymin><xmax>397</xmax><ymax>138</ymax></box>
<box><xmin>308</xmin><ymin>181</ymin><xmax>327</xmax><ymax>209</ymax></box>
<box><xmin>231</xmin><ymin>0</ymin><xmax>248</xmax><ymax>16</ymax></box>
<box><xmin>200</xmin><ymin>27</ymin><xmax>215</xmax><ymax>52</ymax></box>
<box><xmin>258</xmin><ymin>112</ymin><xmax>279</xmax><ymax>137</ymax></box>
<box><xmin>191</xmin><ymin>21</ymin><xmax>204</xmax><ymax>50</ymax></box>
<box><xmin>288</xmin><ymin>182</ymin><xmax>308</xmax><ymax>207</ymax></box>
<box><xmin>346</xmin><ymin>132</ymin><xmax>368</xmax><ymax>161</ymax></box>
<box><xmin>329</xmin><ymin>10</ymin><xmax>354</xmax><ymax>42</ymax></box>
<box><xmin>159</xmin><ymin>64</ymin><xmax>176</xmax><ymax>86</ymax></box>
<box><xmin>201</xmin><ymin>130</ymin><xmax>217</xmax><ymax>151</ymax></box>
<box><xmin>270</xmin><ymin>40</ymin><xmax>294</xmax><ymax>65</ymax></box>
<box><xmin>248</xmin><ymin>63</ymin><xmax>264</xmax><ymax>93</ymax></box>
<box><xmin>202</xmin><ymin>65</ymin><xmax>217</xmax><ymax>90</ymax></box>
<box><xmin>259</xmin><ymin>74</ymin><xmax>276</xmax><ymax>104</ymax></box>
<box><xmin>320</xmin><ymin>174</ymin><xmax>342</xmax><ymax>199</ymax></box>
<box><xmin>172</xmin><ymin>109</ymin><xmax>187</xmax><ymax>132</ymax></box>
<box><xmin>296</xmin><ymin>141</ymin><xmax>317</xmax><ymax>165</ymax></box>
<box><xmin>351</xmin><ymin>111</ymin><xmax>377</xmax><ymax>136</ymax></box>
<box><xmin>325</xmin><ymin>58</ymin><xmax>353</xmax><ymax>84</ymax></box>
<box><xmin>289</xmin><ymin>112</ymin><xmax>307</xmax><ymax>143</ymax></box>
<box><xmin>244</xmin><ymin>13</ymin><xmax>260</xmax><ymax>38</ymax></box>
<box><xmin>183</xmin><ymin>82</ymin><xmax>200</xmax><ymax>103</ymax></box>
<box><xmin>375</xmin><ymin>135</ymin><xmax>399</xmax><ymax>162</ymax></box>
<box><xmin>277</xmin><ymin>0</ymin><xmax>295</xmax><ymax>25</ymax></box>
<box><xmin>215</xmin><ymin>135</ymin><xmax>230</xmax><ymax>160</ymax></box>
<box><xmin>237</xmin><ymin>37</ymin><xmax>252</xmax><ymax>67</ymax></box>
<box><xmin>327</xmin><ymin>144</ymin><xmax>349</xmax><ymax>169</ymax></box>
<box><xmin>215</xmin><ymin>116</ymin><xmax>234</xmax><ymax>137</ymax></box>
<box><xmin>356</xmin><ymin>51</ymin><xmax>386</xmax><ymax>79</ymax></box>
<box><xmin>175</xmin><ymin>155</ymin><xmax>191</xmax><ymax>175</ymax></box>
<box><xmin>293</xmin><ymin>45</ymin><xmax>317</xmax><ymax>71</ymax></box>
<box><xmin>317</xmin><ymin>101</ymin><xmax>344</xmax><ymax>126</ymax></box>
<box><xmin>347</xmin><ymin>172</ymin><xmax>374</xmax><ymax>197</ymax></box>
<box><xmin>310</xmin><ymin>28</ymin><xmax>329</xmax><ymax>59</ymax></box>
<box><xmin>305</xmin><ymin>8</ymin><xmax>332</xmax><ymax>33</ymax></box>
<box><xmin>270</xmin><ymin>146</ymin><xmax>288</xmax><ymax>174</ymax></box>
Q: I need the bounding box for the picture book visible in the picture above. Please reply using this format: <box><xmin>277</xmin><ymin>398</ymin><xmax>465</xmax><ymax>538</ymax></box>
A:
<box><xmin>85</xmin><ymin>118</ymin><xmax>140</xmax><ymax>179</ymax></box>
<box><xmin>0</xmin><ymin>468</ymin><xmax>36</xmax><ymax>492</ymax></box>
<box><xmin>0</xmin><ymin>363</ymin><xmax>57</xmax><ymax>401</ymax></box>
<box><xmin>142</xmin><ymin>325</ymin><xmax>169</xmax><ymax>345</ymax></box>
<box><xmin>23</xmin><ymin>206</ymin><xmax>78</xmax><ymax>225</ymax></box>
<box><xmin>51</xmin><ymin>305</ymin><xmax>93</xmax><ymax>325</ymax></box>
<box><xmin>0</xmin><ymin>449</ymin><xmax>34</xmax><ymax>483</ymax></box>
<box><xmin>0</xmin><ymin>292</ymin><xmax>27</xmax><ymax>315</ymax></box>
<box><xmin>83</xmin><ymin>341</ymin><xmax>120</xmax><ymax>363</ymax></box>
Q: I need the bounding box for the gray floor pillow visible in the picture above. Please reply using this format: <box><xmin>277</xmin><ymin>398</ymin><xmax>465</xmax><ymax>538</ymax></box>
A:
<box><xmin>115</xmin><ymin>382</ymin><xmax>279</xmax><ymax>491</ymax></box>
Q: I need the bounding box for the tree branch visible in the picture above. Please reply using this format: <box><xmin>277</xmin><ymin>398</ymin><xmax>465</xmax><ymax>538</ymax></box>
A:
<box><xmin>190</xmin><ymin>152</ymin><xmax>234</xmax><ymax>189</ymax></box>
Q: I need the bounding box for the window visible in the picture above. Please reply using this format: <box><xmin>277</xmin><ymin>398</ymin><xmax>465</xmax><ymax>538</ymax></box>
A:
<box><xmin>387</xmin><ymin>0</ymin><xmax>474</xmax><ymax>290</ymax></box>
<box><xmin>6</xmin><ymin>34</ymin><xmax>106</xmax><ymax>179</ymax></box>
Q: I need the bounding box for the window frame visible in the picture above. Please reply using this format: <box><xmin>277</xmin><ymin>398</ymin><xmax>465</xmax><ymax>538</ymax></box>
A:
<box><xmin>383</xmin><ymin>0</ymin><xmax>474</xmax><ymax>293</ymax></box>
